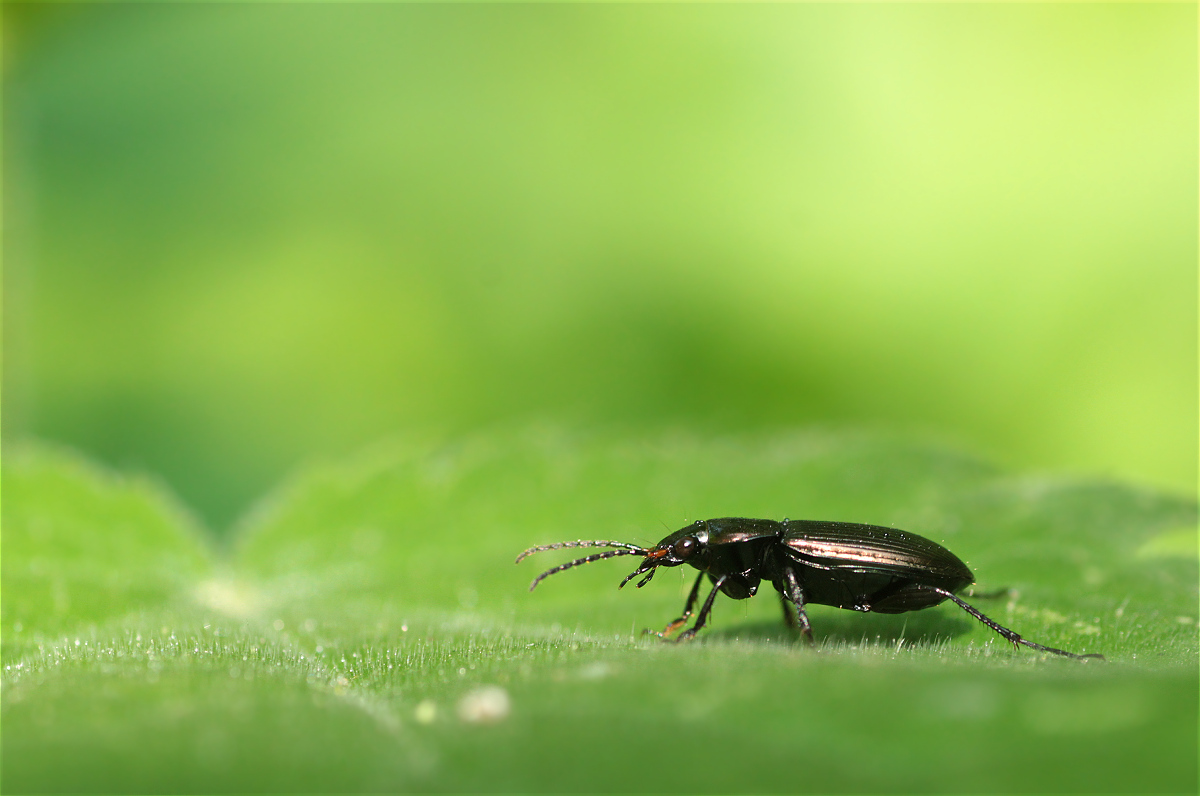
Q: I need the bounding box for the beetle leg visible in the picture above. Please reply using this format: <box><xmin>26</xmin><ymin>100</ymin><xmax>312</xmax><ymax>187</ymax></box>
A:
<box><xmin>648</xmin><ymin>571</ymin><xmax>705</xmax><ymax>638</ymax></box>
<box><xmin>923</xmin><ymin>587</ymin><xmax>1103</xmax><ymax>660</ymax></box>
<box><xmin>780</xmin><ymin>566</ymin><xmax>815</xmax><ymax>644</ymax></box>
<box><xmin>779</xmin><ymin>592</ymin><xmax>797</xmax><ymax>629</ymax></box>
<box><xmin>674</xmin><ymin>575</ymin><xmax>728</xmax><ymax>642</ymax></box>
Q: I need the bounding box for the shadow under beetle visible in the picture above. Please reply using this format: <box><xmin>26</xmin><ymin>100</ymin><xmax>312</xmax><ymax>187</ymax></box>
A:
<box><xmin>517</xmin><ymin>517</ymin><xmax>1103</xmax><ymax>660</ymax></box>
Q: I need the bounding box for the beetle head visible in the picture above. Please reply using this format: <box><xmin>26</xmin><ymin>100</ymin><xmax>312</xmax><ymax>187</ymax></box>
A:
<box><xmin>618</xmin><ymin>520</ymin><xmax>710</xmax><ymax>589</ymax></box>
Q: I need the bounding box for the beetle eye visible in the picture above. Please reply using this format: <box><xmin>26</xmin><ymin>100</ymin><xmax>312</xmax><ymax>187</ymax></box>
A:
<box><xmin>672</xmin><ymin>537</ymin><xmax>697</xmax><ymax>559</ymax></box>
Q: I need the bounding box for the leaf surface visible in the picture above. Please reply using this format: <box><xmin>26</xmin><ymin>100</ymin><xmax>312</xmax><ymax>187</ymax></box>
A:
<box><xmin>3</xmin><ymin>430</ymin><xmax>1196</xmax><ymax>792</ymax></box>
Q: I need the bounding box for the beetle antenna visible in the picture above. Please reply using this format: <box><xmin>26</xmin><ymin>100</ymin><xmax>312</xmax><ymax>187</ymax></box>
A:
<box><xmin>515</xmin><ymin>539</ymin><xmax>647</xmax><ymax>564</ymax></box>
<box><xmin>527</xmin><ymin>548</ymin><xmax>648</xmax><ymax>591</ymax></box>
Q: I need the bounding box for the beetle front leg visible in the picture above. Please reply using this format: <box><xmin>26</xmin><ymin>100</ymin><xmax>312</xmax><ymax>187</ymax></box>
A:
<box><xmin>780</xmin><ymin>566</ymin><xmax>815</xmax><ymax>644</ymax></box>
<box><xmin>674</xmin><ymin>575</ymin><xmax>728</xmax><ymax>642</ymax></box>
<box><xmin>649</xmin><ymin>571</ymin><xmax>705</xmax><ymax>638</ymax></box>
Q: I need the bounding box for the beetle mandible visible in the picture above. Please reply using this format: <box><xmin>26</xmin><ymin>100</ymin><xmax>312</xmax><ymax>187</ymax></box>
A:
<box><xmin>516</xmin><ymin>517</ymin><xmax>1103</xmax><ymax>660</ymax></box>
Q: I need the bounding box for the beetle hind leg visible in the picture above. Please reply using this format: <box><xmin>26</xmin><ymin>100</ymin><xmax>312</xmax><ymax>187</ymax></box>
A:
<box><xmin>923</xmin><ymin>586</ymin><xmax>1103</xmax><ymax>660</ymax></box>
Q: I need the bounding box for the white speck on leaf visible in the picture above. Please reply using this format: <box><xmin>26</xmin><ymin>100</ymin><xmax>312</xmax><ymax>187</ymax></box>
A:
<box><xmin>457</xmin><ymin>686</ymin><xmax>511</xmax><ymax>725</ymax></box>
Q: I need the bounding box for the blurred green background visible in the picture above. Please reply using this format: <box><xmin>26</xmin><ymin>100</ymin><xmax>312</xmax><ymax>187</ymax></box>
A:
<box><xmin>3</xmin><ymin>6</ymin><xmax>1198</xmax><ymax>794</ymax></box>
<box><xmin>4</xmin><ymin>3</ymin><xmax>1196</xmax><ymax>534</ymax></box>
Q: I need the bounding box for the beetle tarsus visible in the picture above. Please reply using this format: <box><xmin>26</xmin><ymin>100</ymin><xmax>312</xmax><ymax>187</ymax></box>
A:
<box><xmin>652</xmin><ymin>572</ymin><xmax>705</xmax><ymax>638</ymax></box>
<box><xmin>646</xmin><ymin>616</ymin><xmax>689</xmax><ymax>639</ymax></box>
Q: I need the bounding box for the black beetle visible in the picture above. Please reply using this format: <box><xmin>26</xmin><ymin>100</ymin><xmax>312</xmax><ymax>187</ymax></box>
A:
<box><xmin>517</xmin><ymin>517</ymin><xmax>1103</xmax><ymax>660</ymax></box>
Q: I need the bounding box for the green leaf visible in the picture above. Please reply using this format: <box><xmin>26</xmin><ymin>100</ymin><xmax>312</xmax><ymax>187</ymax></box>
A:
<box><xmin>3</xmin><ymin>430</ymin><xmax>1197</xmax><ymax>792</ymax></box>
<box><xmin>2</xmin><ymin>445</ymin><xmax>214</xmax><ymax>658</ymax></box>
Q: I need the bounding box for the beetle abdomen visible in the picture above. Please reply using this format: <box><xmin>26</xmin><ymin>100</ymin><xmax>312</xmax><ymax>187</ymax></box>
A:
<box><xmin>867</xmin><ymin>583</ymin><xmax>957</xmax><ymax>613</ymax></box>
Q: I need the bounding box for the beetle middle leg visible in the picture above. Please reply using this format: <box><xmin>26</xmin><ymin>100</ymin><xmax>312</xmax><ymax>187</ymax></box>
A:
<box><xmin>648</xmin><ymin>571</ymin><xmax>705</xmax><ymax>638</ymax></box>
<box><xmin>674</xmin><ymin>575</ymin><xmax>729</xmax><ymax>642</ymax></box>
<box><xmin>779</xmin><ymin>593</ymin><xmax>798</xmax><ymax>629</ymax></box>
<box><xmin>780</xmin><ymin>566</ymin><xmax>815</xmax><ymax>644</ymax></box>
